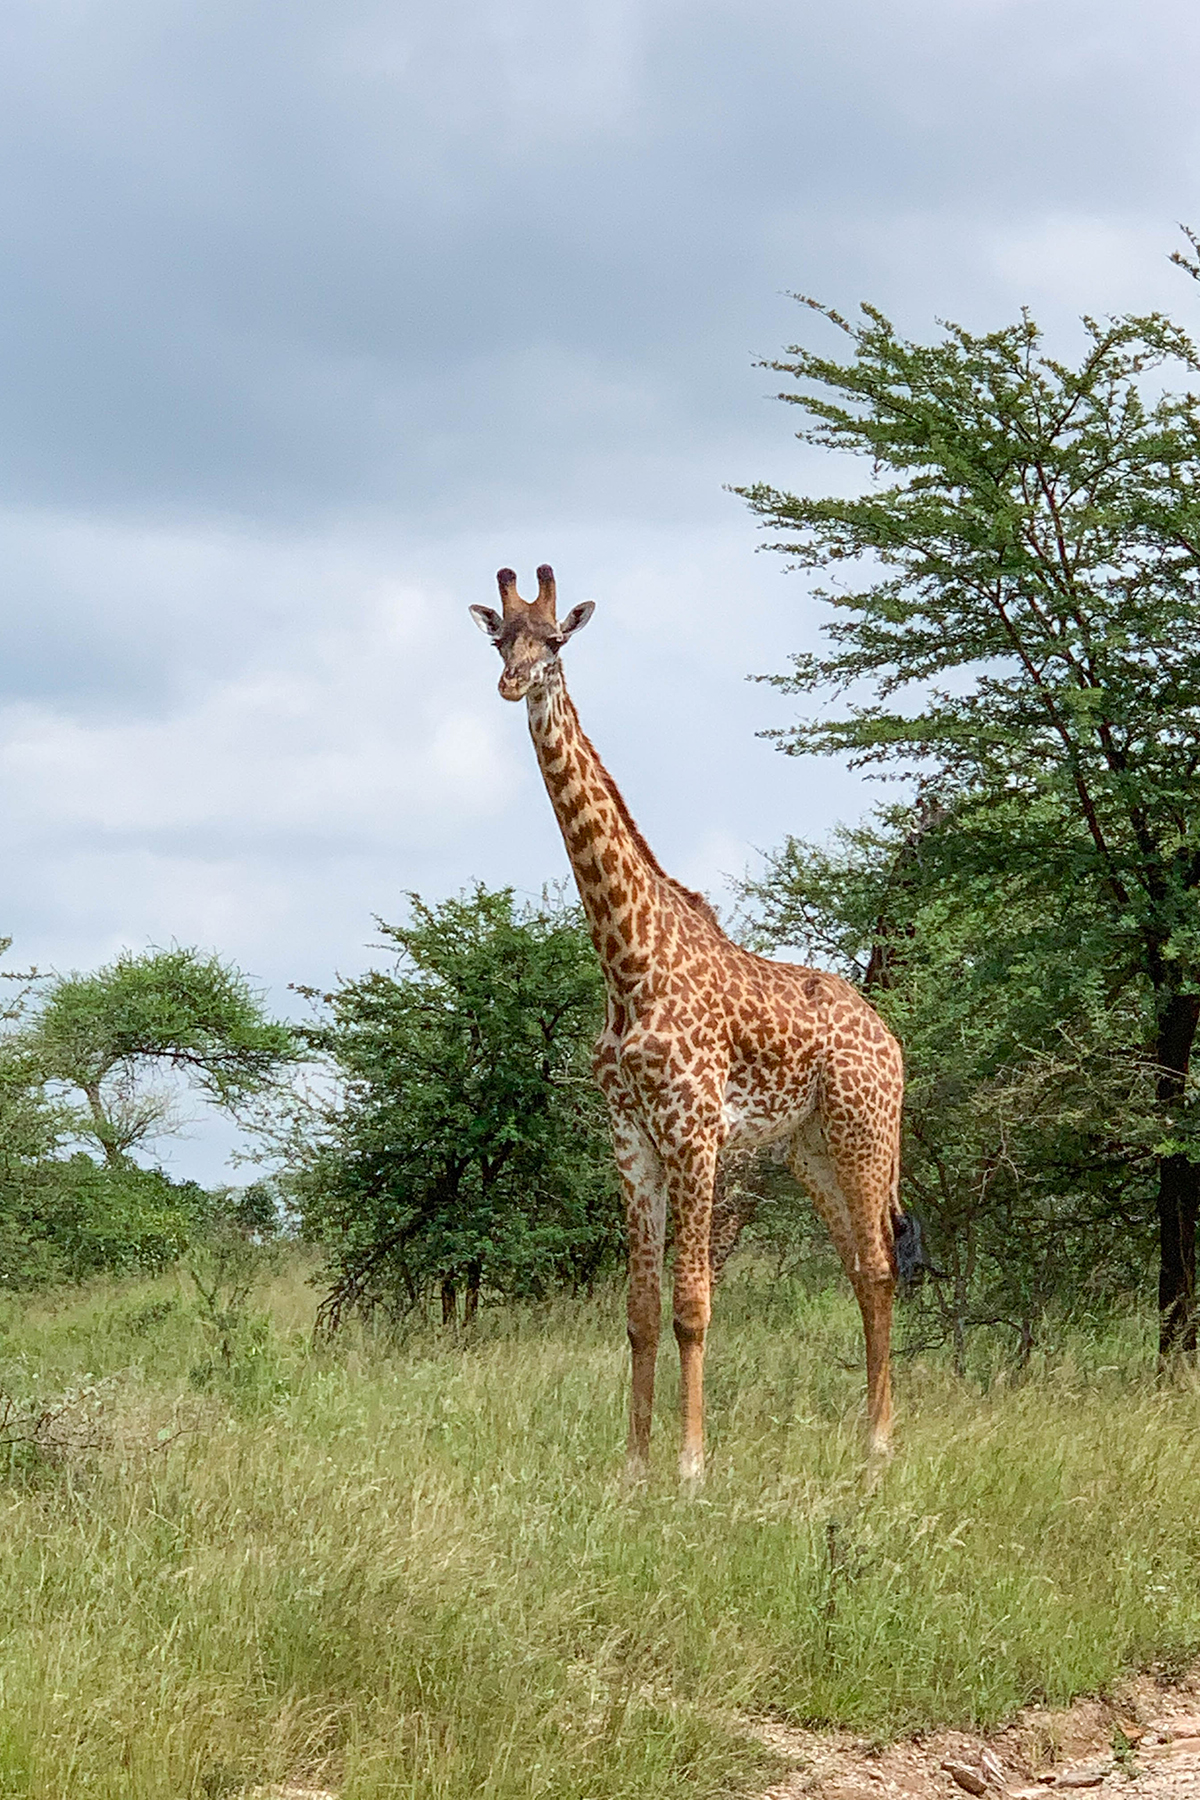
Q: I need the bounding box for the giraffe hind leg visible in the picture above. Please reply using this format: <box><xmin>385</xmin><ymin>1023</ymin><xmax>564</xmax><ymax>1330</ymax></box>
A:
<box><xmin>788</xmin><ymin>1116</ymin><xmax>897</xmax><ymax>1459</ymax></box>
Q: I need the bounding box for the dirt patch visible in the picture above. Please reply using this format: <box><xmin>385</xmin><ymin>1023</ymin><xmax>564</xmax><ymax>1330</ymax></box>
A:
<box><xmin>747</xmin><ymin>1666</ymin><xmax>1200</xmax><ymax>1799</ymax></box>
<box><xmin>244</xmin><ymin>1787</ymin><xmax>338</xmax><ymax>1800</ymax></box>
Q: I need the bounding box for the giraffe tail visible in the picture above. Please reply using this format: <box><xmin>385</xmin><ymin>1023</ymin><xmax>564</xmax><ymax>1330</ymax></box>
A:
<box><xmin>889</xmin><ymin>1147</ymin><xmax>945</xmax><ymax>1286</ymax></box>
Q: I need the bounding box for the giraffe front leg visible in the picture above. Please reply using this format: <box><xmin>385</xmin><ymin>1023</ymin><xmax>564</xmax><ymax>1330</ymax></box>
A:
<box><xmin>665</xmin><ymin>1143</ymin><xmax>718</xmax><ymax>1486</ymax></box>
<box><xmin>608</xmin><ymin>1106</ymin><xmax>666</xmax><ymax>1479</ymax></box>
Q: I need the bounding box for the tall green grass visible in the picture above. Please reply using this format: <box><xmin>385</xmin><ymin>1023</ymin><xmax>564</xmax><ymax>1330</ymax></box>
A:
<box><xmin>0</xmin><ymin>1259</ymin><xmax>1196</xmax><ymax>1797</ymax></box>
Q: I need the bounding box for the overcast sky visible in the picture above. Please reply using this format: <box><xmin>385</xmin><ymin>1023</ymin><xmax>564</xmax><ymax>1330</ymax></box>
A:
<box><xmin>2</xmin><ymin>0</ymin><xmax>1199</xmax><ymax>1178</ymax></box>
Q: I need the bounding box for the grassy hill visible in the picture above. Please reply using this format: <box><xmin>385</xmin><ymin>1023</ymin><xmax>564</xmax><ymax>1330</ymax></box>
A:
<box><xmin>0</xmin><ymin>1255</ymin><xmax>1196</xmax><ymax>1798</ymax></box>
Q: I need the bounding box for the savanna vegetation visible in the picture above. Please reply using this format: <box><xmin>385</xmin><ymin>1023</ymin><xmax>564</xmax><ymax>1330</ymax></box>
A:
<box><xmin>291</xmin><ymin>887</ymin><xmax>623</xmax><ymax>1329</ymax></box>
<box><xmin>736</xmin><ymin>285</ymin><xmax>1200</xmax><ymax>1360</ymax></box>
<box><xmin>0</xmin><ymin>942</ymin><xmax>295</xmax><ymax>1289</ymax></box>
<box><xmin>0</xmin><ymin>1257</ymin><xmax>1197</xmax><ymax>1800</ymax></box>
<box><xmin>1</xmin><ymin>259</ymin><xmax>1200</xmax><ymax>1795</ymax></box>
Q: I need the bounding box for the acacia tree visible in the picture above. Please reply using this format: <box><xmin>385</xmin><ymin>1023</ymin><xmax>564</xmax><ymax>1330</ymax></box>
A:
<box><xmin>738</xmin><ymin>297</ymin><xmax>1200</xmax><ymax>1352</ymax></box>
<box><xmin>295</xmin><ymin>887</ymin><xmax>623</xmax><ymax>1327</ymax></box>
<box><xmin>0</xmin><ymin>938</ymin><xmax>67</xmax><ymax>1282</ymax></box>
<box><xmin>29</xmin><ymin>947</ymin><xmax>295</xmax><ymax>1167</ymax></box>
<box><xmin>0</xmin><ymin>941</ymin><xmax>215</xmax><ymax>1283</ymax></box>
<box><xmin>742</xmin><ymin>808</ymin><xmax>1160</xmax><ymax>1365</ymax></box>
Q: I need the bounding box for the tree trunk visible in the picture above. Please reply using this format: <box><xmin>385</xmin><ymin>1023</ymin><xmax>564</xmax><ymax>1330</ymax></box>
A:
<box><xmin>82</xmin><ymin>1080</ymin><xmax>123</xmax><ymax>1167</ymax></box>
<box><xmin>1158</xmin><ymin>1153</ymin><xmax>1198</xmax><ymax>1354</ymax></box>
<box><xmin>1155</xmin><ymin>991</ymin><xmax>1200</xmax><ymax>1357</ymax></box>
<box><xmin>463</xmin><ymin>1262</ymin><xmax>482</xmax><ymax>1324</ymax></box>
<box><xmin>863</xmin><ymin>795</ymin><xmax>948</xmax><ymax>992</ymax></box>
<box><xmin>440</xmin><ymin>1278</ymin><xmax>457</xmax><ymax>1327</ymax></box>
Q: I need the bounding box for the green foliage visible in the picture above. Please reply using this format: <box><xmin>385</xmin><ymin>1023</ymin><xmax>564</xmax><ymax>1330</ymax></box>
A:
<box><xmin>296</xmin><ymin>886</ymin><xmax>623</xmax><ymax>1325</ymax></box>
<box><xmin>186</xmin><ymin>1210</ymin><xmax>284</xmax><ymax>1409</ymax></box>
<box><xmin>738</xmin><ymin>294</ymin><xmax>1200</xmax><ymax>1347</ymax></box>
<box><xmin>0</xmin><ymin>941</ymin><xmax>62</xmax><ymax>1276</ymax></box>
<box><xmin>225</xmin><ymin>1178</ymin><xmax>284</xmax><ymax>1240</ymax></box>
<box><xmin>28</xmin><ymin>1156</ymin><xmax>201</xmax><ymax>1283</ymax></box>
<box><xmin>737</xmin><ymin>298</ymin><xmax>1200</xmax><ymax>995</ymax></box>
<box><xmin>0</xmin><ymin>1150</ymin><xmax>203</xmax><ymax>1291</ymax></box>
<box><xmin>0</xmin><ymin>1065</ymin><xmax>72</xmax><ymax>1288</ymax></box>
<box><xmin>0</xmin><ymin>941</ymin><xmax>278</xmax><ymax>1290</ymax></box>
<box><xmin>740</xmin><ymin>303</ymin><xmax>1200</xmax><ymax>835</ymax></box>
<box><xmin>28</xmin><ymin>946</ymin><xmax>296</xmax><ymax>1166</ymax></box>
<box><xmin>743</xmin><ymin>808</ymin><xmax>1159</xmax><ymax>1362</ymax></box>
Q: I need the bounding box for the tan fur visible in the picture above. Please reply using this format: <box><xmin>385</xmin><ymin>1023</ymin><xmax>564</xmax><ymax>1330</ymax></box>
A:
<box><xmin>474</xmin><ymin>568</ymin><xmax>904</xmax><ymax>1480</ymax></box>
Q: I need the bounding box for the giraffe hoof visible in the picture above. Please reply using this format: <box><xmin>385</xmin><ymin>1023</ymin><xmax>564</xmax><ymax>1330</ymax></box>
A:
<box><xmin>677</xmin><ymin>1448</ymin><xmax>705</xmax><ymax>1489</ymax></box>
<box><xmin>865</xmin><ymin>1435</ymin><xmax>894</xmax><ymax>1486</ymax></box>
<box><xmin>622</xmin><ymin>1455</ymin><xmax>650</xmax><ymax>1489</ymax></box>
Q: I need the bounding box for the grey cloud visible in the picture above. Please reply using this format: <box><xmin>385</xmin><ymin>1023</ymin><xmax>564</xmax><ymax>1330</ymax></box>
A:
<box><xmin>1</xmin><ymin>0</ymin><xmax>1199</xmax><ymax>1189</ymax></box>
<box><xmin>3</xmin><ymin>0</ymin><xmax>1198</xmax><ymax>524</ymax></box>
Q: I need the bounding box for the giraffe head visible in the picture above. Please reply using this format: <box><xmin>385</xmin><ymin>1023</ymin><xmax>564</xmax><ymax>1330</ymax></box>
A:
<box><xmin>469</xmin><ymin>564</ymin><xmax>595</xmax><ymax>701</ymax></box>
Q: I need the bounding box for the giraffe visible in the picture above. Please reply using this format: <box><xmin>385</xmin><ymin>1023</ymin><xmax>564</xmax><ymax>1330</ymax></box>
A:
<box><xmin>470</xmin><ymin>565</ymin><xmax>906</xmax><ymax>1482</ymax></box>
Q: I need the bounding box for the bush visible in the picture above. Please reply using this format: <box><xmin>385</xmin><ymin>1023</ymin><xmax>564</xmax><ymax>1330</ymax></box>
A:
<box><xmin>294</xmin><ymin>887</ymin><xmax>623</xmax><ymax>1326</ymax></box>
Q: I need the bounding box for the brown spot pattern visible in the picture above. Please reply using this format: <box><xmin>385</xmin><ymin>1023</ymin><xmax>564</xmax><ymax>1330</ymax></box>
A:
<box><xmin>487</xmin><ymin>611</ymin><xmax>904</xmax><ymax>1480</ymax></box>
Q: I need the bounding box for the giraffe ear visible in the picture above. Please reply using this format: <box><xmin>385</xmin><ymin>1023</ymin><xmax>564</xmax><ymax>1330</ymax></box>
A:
<box><xmin>557</xmin><ymin>601</ymin><xmax>595</xmax><ymax>642</ymax></box>
<box><xmin>469</xmin><ymin>605</ymin><xmax>504</xmax><ymax>641</ymax></box>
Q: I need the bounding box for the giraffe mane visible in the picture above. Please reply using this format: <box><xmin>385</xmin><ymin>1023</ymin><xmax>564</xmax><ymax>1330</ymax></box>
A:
<box><xmin>574</xmin><ymin>716</ymin><xmax>725</xmax><ymax>933</ymax></box>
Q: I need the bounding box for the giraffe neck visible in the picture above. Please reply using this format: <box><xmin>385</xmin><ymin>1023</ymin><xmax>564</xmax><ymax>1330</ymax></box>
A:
<box><xmin>526</xmin><ymin>664</ymin><xmax>669</xmax><ymax>996</ymax></box>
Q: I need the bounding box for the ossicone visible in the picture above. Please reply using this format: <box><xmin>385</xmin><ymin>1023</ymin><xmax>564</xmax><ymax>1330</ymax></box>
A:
<box><xmin>480</xmin><ymin>563</ymin><xmax>598</xmax><ymax>642</ymax></box>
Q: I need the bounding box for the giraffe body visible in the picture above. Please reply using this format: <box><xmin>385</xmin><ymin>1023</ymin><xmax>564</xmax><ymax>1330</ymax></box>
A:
<box><xmin>471</xmin><ymin>566</ymin><xmax>904</xmax><ymax>1480</ymax></box>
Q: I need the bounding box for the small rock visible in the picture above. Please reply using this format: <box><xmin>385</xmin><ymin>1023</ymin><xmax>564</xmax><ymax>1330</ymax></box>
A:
<box><xmin>245</xmin><ymin>1788</ymin><xmax>338</xmax><ymax>1800</ymax></box>
<box><xmin>942</xmin><ymin>1760</ymin><xmax>989</xmax><ymax>1795</ymax></box>
<box><xmin>1150</xmin><ymin>1716</ymin><xmax>1200</xmax><ymax>1741</ymax></box>
<box><xmin>1053</xmin><ymin>1764</ymin><xmax>1111</xmax><ymax>1789</ymax></box>
<box><xmin>980</xmin><ymin>1748</ymin><xmax>1006</xmax><ymax>1788</ymax></box>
